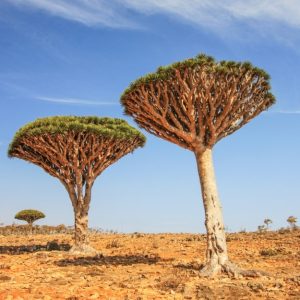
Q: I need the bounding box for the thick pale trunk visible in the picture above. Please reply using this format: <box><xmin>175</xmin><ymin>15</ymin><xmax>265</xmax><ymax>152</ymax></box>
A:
<box><xmin>67</xmin><ymin>184</ymin><xmax>98</xmax><ymax>255</ymax></box>
<box><xmin>194</xmin><ymin>148</ymin><xmax>266</xmax><ymax>277</ymax></box>
<box><xmin>195</xmin><ymin>148</ymin><xmax>229</xmax><ymax>275</ymax></box>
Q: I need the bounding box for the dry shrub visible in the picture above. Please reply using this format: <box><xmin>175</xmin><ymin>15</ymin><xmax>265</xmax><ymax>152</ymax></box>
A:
<box><xmin>106</xmin><ymin>239</ymin><xmax>122</xmax><ymax>249</ymax></box>
<box><xmin>156</xmin><ymin>269</ymin><xmax>188</xmax><ymax>292</ymax></box>
<box><xmin>260</xmin><ymin>249</ymin><xmax>278</xmax><ymax>256</ymax></box>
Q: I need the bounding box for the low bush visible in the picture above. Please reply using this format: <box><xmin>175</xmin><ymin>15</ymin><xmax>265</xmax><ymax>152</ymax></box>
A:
<box><xmin>106</xmin><ymin>239</ymin><xmax>122</xmax><ymax>249</ymax></box>
<box><xmin>260</xmin><ymin>248</ymin><xmax>279</xmax><ymax>256</ymax></box>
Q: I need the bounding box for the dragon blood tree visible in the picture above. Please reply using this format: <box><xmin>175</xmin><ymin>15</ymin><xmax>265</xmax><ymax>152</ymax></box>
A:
<box><xmin>15</xmin><ymin>209</ymin><xmax>45</xmax><ymax>230</ymax></box>
<box><xmin>121</xmin><ymin>54</ymin><xmax>275</xmax><ymax>276</ymax></box>
<box><xmin>8</xmin><ymin>116</ymin><xmax>145</xmax><ymax>254</ymax></box>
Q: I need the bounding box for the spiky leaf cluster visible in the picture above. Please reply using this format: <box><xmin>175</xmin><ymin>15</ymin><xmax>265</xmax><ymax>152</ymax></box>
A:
<box><xmin>9</xmin><ymin>116</ymin><xmax>145</xmax><ymax>154</ymax></box>
<box><xmin>121</xmin><ymin>53</ymin><xmax>275</xmax><ymax>151</ymax></box>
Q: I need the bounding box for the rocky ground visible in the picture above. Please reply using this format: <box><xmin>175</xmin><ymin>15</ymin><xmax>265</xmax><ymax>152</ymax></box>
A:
<box><xmin>0</xmin><ymin>230</ymin><xmax>299</xmax><ymax>299</ymax></box>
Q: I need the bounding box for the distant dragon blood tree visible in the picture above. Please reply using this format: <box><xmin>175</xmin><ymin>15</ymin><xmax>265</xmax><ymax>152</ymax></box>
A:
<box><xmin>8</xmin><ymin>116</ymin><xmax>145</xmax><ymax>254</ymax></box>
<box><xmin>15</xmin><ymin>209</ymin><xmax>45</xmax><ymax>228</ymax></box>
<box><xmin>121</xmin><ymin>54</ymin><xmax>275</xmax><ymax>276</ymax></box>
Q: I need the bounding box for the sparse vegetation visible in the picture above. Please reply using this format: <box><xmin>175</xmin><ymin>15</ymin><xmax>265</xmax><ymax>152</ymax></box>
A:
<box><xmin>259</xmin><ymin>247</ymin><xmax>292</xmax><ymax>257</ymax></box>
<box><xmin>0</xmin><ymin>224</ymin><xmax>72</xmax><ymax>236</ymax></box>
<box><xmin>257</xmin><ymin>225</ymin><xmax>267</xmax><ymax>233</ymax></box>
<box><xmin>260</xmin><ymin>248</ymin><xmax>279</xmax><ymax>256</ymax></box>
<box><xmin>278</xmin><ymin>227</ymin><xmax>291</xmax><ymax>234</ymax></box>
<box><xmin>106</xmin><ymin>239</ymin><xmax>122</xmax><ymax>249</ymax></box>
<box><xmin>156</xmin><ymin>269</ymin><xmax>187</xmax><ymax>292</ymax></box>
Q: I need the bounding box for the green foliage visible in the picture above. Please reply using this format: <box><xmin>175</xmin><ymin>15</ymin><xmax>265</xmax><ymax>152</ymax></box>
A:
<box><xmin>14</xmin><ymin>209</ymin><xmax>45</xmax><ymax>225</ymax></box>
<box><xmin>8</xmin><ymin>116</ymin><xmax>146</xmax><ymax>156</ymax></box>
<box><xmin>121</xmin><ymin>53</ymin><xmax>275</xmax><ymax>104</ymax></box>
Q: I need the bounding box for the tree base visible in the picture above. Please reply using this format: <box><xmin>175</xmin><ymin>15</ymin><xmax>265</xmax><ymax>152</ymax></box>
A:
<box><xmin>199</xmin><ymin>260</ymin><xmax>269</xmax><ymax>278</ymax></box>
<box><xmin>69</xmin><ymin>244</ymin><xmax>99</xmax><ymax>256</ymax></box>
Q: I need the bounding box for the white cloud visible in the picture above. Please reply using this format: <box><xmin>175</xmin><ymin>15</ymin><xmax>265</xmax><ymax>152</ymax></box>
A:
<box><xmin>6</xmin><ymin>0</ymin><xmax>136</xmax><ymax>28</ymax></box>
<box><xmin>225</xmin><ymin>0</ymin><xmax>300</xmax><ymax>27</ymax></box>
<box><xmin>36</xmin><ymin>96</ymin><xmax>117</xmax><ymax>106</ymax></box>
<box><xmin>5</xmin><ymin>0</ymin><xmax>300</xmax><ymax>31</ymax></box>
<box><xmin>122</xmin><ymin>0</ymin><xmax>227</xmax><ymax>29</ymax></box>
<box><xmin>122</xmin><ymin>0</ymin><xmax>300</xmax><ymax>29</ymax></box>
<box><xmin>4</xmin><ymin>0</ymin><xmax>300</xmax><ymax>45</ymax></box>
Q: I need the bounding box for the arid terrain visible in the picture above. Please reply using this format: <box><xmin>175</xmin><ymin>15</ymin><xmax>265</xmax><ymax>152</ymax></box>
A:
<box><xmin>0</xmin><ymin>229</ymin><xmax>299</xmax><ymax>299</ymax></box>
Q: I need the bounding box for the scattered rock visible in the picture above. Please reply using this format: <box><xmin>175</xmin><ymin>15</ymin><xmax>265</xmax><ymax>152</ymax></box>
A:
<box><xmin>247</xmin><ymin>282</ymin><xmax>265</xmax><ymax>292</ymax></box>
<box><xmin>89</xmin><ymin>292</ymin><xmax>99</xmax><ymax>299</ymax></box>
<box><xmin>273</xmin><ymin>282</ymin><xmax>283</xmax><ymax>289</ymax></box>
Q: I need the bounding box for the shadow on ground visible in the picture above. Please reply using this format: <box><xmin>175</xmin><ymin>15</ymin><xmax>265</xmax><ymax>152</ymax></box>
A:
<box><xmin>173</xmin><ymin>261</ymin><xmax>204</xmax><ymax>271</ymax></box>
<box><xmin>0</xmin><ymin>241</ymin><xmax>71</xmax><ymax>254</ymax></box>
<box><xmin>56</xmin><ymin>254</ymin><xmax>162</xmax><ymax>267</ymax></box>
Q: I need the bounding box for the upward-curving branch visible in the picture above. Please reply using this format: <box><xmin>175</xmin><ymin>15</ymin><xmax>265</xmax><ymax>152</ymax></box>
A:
<box><xmin>9</xmin><ymin>116</ymin><xmax>146</xmax><ymax>254</ymax></box>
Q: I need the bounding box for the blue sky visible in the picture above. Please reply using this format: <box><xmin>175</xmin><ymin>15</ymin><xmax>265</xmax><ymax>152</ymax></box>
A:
<box><xmin>0</xmin><ymin>0</ymin><xmax>299</xmax><ymax>233</ymax></box>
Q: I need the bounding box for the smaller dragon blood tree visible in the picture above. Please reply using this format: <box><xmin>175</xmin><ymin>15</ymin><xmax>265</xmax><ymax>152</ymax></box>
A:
<box><xmin>15</xmin><ymin>209</ymin><xmax>45</xmax><ymax>230</ymax></box>
<box><xmin>9</xmin><ymin>116</ymin><xmax>146</xmax><ymax>254</ymax></box>
<box><xmin>287</xmin><ymin>216</ymin><xmax>297</xmax><ymax>230</ymax></box>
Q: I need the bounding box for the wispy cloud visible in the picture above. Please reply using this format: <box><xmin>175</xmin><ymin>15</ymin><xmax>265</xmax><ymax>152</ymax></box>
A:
<box><xmin>122</xmin><ymin>0</ymin><xmax>300</xmax><ymax>44</ymax></box>
<box><xmin>127</xmin><ymin>0</ymin><xmax>300</xmax><ymax>30</ymax></box>
<box><xmin>5</xmin><ymin>0</ymin><xmax>137</xmax><ymax>28</ymax></box>
<box><xmin>5</xmin><ymin>0</ymin><xmax>300</xmax><ymax>33</ymax></box>
<box><xmin>35</xmin><ymin>96</ymin><xmax>117</xmax><ymax>106</ymax></box>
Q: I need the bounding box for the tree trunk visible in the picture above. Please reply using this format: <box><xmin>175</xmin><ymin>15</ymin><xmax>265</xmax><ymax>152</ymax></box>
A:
<box><xmin>28</xmin><ymin>222</ymin><xmax>33</xmax><ymax>235</ymax></box>
<box><xmin>195</xmin><ymin>148</ymin><xmax>237</xmax><ymax>276</ymax></box>
<box><xmin>69</xmin><ymin>207</ymin><xmax>97</xmax><ymax>255</ymax></box>
<box><xmin>74</xmin><ymin>209</ymin><xmax>89</xmax><ymax>247</ymax></box>
<box><xmin>67</xmin><ymin>184</ymin><xmax>98</xmax><ymax>255</ymax></box>
<box><xmin>194</xmin><ymin>148</ymin><xmax>267</xmax><ymax>278</ymax></box>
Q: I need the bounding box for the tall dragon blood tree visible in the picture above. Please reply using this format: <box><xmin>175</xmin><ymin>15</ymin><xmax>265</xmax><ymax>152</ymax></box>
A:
<box><xmin>121</xmin><ymin>54</ymin><xmax>275</xmax><ymax>276</ymax></box>
<box><xmin>8</xmin><ymin>116</ymin><xmax>145</xmax><ymax>254</ymax></box>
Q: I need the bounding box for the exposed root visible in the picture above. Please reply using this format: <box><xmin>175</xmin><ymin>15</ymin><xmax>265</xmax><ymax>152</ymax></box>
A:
<box><xmin>69</xmin><ymin>244</ymin><xmax>99</xmax><ymax>256</ymax></box>
<box><xmin>199</xmin><ymin>262</ymin><xmax>222</xmax><ymax>277</ymax></box>
<box><xmin>199</xmin><ymin>260</ymin><xmax>269</xmax><ymax>278</ymax></box>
